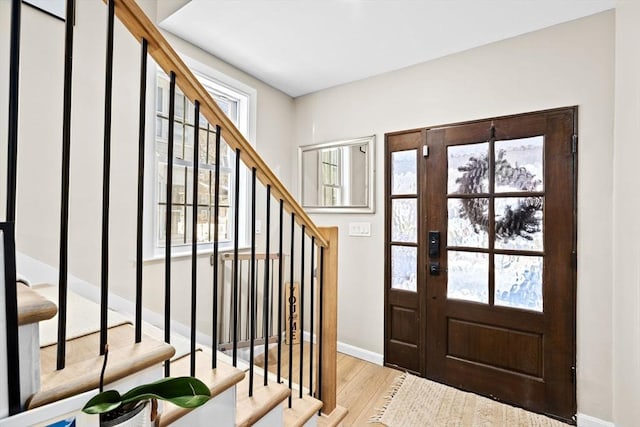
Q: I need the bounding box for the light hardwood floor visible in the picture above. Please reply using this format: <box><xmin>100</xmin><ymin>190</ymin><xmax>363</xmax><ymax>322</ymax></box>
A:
<box><xmin>255</xmin><ymin>342</ymin><xmax>400</xmax><ymax>425</ymax></box>
<box><xmin>335</xmin><ymin>352</ymin><xmax>400</xmax><ymax>425</ymax></box>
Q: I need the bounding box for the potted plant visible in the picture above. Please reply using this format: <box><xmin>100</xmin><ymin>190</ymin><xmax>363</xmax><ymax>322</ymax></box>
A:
<box><xmin>81</xmin><ymin>346</ymin><xmax>211</xmax><ymax>426</ymax></box>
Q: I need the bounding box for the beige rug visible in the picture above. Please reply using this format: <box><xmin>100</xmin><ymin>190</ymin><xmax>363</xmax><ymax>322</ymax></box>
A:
<box><xmin>370</xmin><ymin>373</ymin><xmax>570</xmax><ymax>427</ymax></box>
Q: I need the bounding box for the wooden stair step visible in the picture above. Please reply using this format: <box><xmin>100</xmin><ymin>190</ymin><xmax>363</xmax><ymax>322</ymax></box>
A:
<box><xmin>17</xmin><ymin>282</ymin><xmax>57</xmax><ymax>326</ymax></box>
<box><xmin>157</xmin><ymin>350</ymin><xmax>245</xmax><ymax>427</ymax></box>
<box><xmin>27</xmin><ymin>323</ymin><xmax>175</xmax><ymax>409</ymax></box>
<box><xmin>317</xmin><ymin>405</ymin><xmax>348</xmax><ymax>427</ymax></box>
<box><xmin>284</xmin><ymin>394</ymin><xmax>323</xmax><ymax>427</ymax></box>
<box><xmin>236</xmin><ymin>374</ymin><xmax>291</xmax><ymax>427</ymax></box>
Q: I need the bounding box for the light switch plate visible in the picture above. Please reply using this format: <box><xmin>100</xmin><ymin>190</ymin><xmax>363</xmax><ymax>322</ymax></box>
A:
<box><xmin>349</xmin><ymin>222</ymin><xmax>371</xmax><ymax>237</ymax></box>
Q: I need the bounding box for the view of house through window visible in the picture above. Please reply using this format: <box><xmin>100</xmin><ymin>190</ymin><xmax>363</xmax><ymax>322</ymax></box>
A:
<box><xmin>155</xmin><ymin>71</ymin><xmax>244</xmax><ymax>249</ymax></box>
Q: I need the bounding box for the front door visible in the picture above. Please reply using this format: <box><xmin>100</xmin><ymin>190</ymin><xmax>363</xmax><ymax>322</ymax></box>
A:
<box><xmin>384</xmin><ymin>107</ymin><xmax>577</xmax><ymax>422</ymax></box>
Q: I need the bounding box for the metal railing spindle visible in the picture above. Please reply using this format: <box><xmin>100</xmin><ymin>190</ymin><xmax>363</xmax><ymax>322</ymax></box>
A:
<box><xmin>190</xmin><ymin>101</ymin><xmax>200</xmax><ymax>376</ymax></box>
<box><xmin>164</xmin><ymin>71</ymin><xmax>177</xmax><ymax>376</ymax></box>
<box><xmin>288</xmin><ymin>213</ymin><xmax>295</xmax><ymax>407</ymax></box>
<box><xmin>2</xmin><ymin>224</ymin><xmax>20</xmax><ymax>415</ymax></box>
<box><xmin>299</xmin><ymin>225</ymin><xmax>305</xmax><ymax>399</ymax></box>
<box><xmin>277</xmin><ymin>200</ymin><xmax>284</xmax><ymax>383</ymax></box>
<box><xmin>56</xmin><ymin>0</ymin><xmax>76</xmax><ymax>369</ymax></box>
<box><xmin>135</xmin><ymin>38</ymin><xmax>148</xmax><ymax>344</ymax></box>
<box><xmin>263</xmin><ymin>186</ymin><xmax>271</xmax><ymax>386</ymax></box>
<box><xmin>100</xmin><ymin>0</ymin><xmax>115</xmax><ymax>356</ymax></box>
<box><xmin>249</xmin><ymin>168</ymin><xmax>257</xmax><ymax>396</ymax></box>
<box><xmin>6</xmin><ymin>0</ymin><xmax>20</xmax><ymax>223</ymax></box>
<box><xmin>212</xmin><ymin>125</ymin><xmax>221</xmax><ymax>369</ymax></box>
<box><xmin>232</xmin><ymin>148</ymin><xmax>241</xmax><ymax>366</ymax></box>
<box><xmin>309</xmin><ymin>236</ymin><xmax>315</xmax><ymax>396</ymax></box>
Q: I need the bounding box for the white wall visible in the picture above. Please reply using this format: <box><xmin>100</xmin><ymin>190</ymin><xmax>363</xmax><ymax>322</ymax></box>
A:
<box><xmin>294</xmin><ymin>12</ymin><xmax>615</xmax><ymax>421</ymax></box>
<box><xmin>0</xmin><ymin>0</ymin><xmax>295</xmax><ymax>342</ymax></box>
<box><xmin>612</xmin><ymin>1</ymin><xmax>640</xmax><ymax>426</ymax></box>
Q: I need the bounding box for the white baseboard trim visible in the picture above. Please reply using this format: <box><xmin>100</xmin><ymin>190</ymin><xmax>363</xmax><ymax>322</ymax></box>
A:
<box><xmin>336</xmin><ymin>341</ymin><xmax>383</xmax><ymax>366</ymax></box>
<box><xmin>577</xmin><ymin>413</ymin><xmax>615</xmax><ymax>427</ymax></box>
<box><xmin>299</xmin><ymin>331</ymin><xmax>383</xmax><ymax>366</ymax></box>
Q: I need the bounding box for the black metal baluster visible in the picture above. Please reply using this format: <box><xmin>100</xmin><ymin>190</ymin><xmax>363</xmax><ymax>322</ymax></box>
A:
<box><xmin>309</xmin><ymin>237</ymin><xmax>315</xmax><ymax>396</ymax></box>
<box><xmin>299</xmin><ymin>225</ymin><xmax>305</xmax><ymax>399</ymax></box>
<box><xmin>317</xmin><ymin>247</ymin><xmax>324</xmax><ymax>406</ymax></box>
<box><xmin>245</xmin><ymin>258</ymin><xmax>250</xmax><ymax>339</ymax></box>
<box><xmin>277</xmin><ymin>200</ymin><xmax>284</xmax><ymax>383</ymax></box>
<box><xmin>135</xmin><ymin>38</ymin><xmax>148</xmax><ymax>344</ymax></box>
<box><xmin>270</xmin><ymin>258</ymin><xmax>275</xmax><ymax>337</ymax></box>
<box><xmin>164</xmin><ymin>71</ymin><xmax>176</xmax><ymax>377</ymax></box>
<box><xmin>190</xmin><ymin>101</ymin><xmax>200</xmax><ymax>376</ymax></box>
<box><xmin>100</xmin><ymin>0</ymin><xmax>115</xmax><ymax>356</ymax></box>
<box><xmin>249</xmin><ymin>168</ymin><xmax>257</xmax><ymax>396</ymax></box>
<box><xmin>288</xmin><ymin>213</ymin><xmax>295</xmax><ymax>407</ymax></box>
<box><xmin>232</xmin><ymin>148</ymin><xmax>241</xmax><ymax>366</ymax></box>
<box><xmin>56</xmin><ymin>0</ymin><xmax>75</xmax><ymax>369</ymax></box>
<box><xmin>263</xmin><ymin>185</ymin><xmax>271</xmax><ymax>386</ymax></box>
<box><xmin>6</xmin><ymin>0</ymin><xmax>20</xmax><ymax>223</ymax></box>
<box><xmin>2</xmin><ymin>223</ymin><xmax>20</xmax><ymax>415</ymax></box>
<box><xmin>212</xmin><ymin>125</ymin><xmax>221</xmax><ymax>369</ymax></box>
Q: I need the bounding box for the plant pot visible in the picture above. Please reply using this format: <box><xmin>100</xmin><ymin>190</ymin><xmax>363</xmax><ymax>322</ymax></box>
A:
<box><xmin>100</xmin><ymin>400</ymin><xmax>155</xmax><ymax>427</ymax></box>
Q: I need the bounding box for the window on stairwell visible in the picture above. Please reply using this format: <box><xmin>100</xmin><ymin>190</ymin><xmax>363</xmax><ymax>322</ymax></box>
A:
<box><xmin>154</xmin><ymin>64</ymin><xmax>254</xmax><ymax>254</ymax></box>
<box><xmin>320</xmin><ymin>147</ymin><xmax>342</xmax><ymax>205</ymax></box>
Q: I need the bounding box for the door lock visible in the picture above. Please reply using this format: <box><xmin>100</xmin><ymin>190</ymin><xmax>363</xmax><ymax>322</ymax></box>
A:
<box><xmin>428</xmin><ymin>231</ymin><xmax>440</xmax><ymax>258</ymax></box>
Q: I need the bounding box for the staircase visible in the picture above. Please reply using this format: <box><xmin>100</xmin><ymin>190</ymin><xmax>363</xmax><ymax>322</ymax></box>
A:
<box><xmin>0</xmin><ymin>0</ymin><xmax>348</xmax><ymax>425</ymax></box>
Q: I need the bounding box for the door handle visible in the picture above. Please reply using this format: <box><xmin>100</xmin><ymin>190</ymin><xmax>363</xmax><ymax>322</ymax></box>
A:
<box><xmin>429</xmin><ymin>262</ymin><xmax>441</xmax><ymax>275</ymax></box>
<box><xmin>429</xmin><ymin>231</ymin><xmax>440</xmax><ymax>258</ymax></box>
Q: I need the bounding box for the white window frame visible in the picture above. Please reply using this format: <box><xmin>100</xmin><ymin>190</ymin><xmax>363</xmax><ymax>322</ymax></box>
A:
<box><xmin>144</xmin><ymin>55</ymin><xmax>257</xmax><ymax>260</ymax></box>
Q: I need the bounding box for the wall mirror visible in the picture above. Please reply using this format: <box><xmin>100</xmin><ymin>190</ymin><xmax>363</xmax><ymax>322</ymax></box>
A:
<box><xmin>299</xmin><ymin>135</ymin><xmax>375</xmax><ymax>213</ymax></box>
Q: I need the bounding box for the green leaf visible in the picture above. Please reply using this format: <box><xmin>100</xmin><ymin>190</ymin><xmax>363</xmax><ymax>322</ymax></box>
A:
<box><xmin>82</xmin><ymin>390</ymin><xmax>123</xmax><ymax>414</ymax></box>
<box><xmin>82</xmin><ymin>377</ymin><xmax>211</xmax><ymax>415</ymax></box>
<box><xmin>120</xmin><ymin>377</ymin><xmax>211</xmax><ymax>409</ymax></box>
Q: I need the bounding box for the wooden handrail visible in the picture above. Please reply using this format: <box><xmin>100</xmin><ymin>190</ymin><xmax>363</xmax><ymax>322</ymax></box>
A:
<box><xmin>109</xmin><ymin>0</ymin><xmax>328</xmax><ymax>248</ymax></box>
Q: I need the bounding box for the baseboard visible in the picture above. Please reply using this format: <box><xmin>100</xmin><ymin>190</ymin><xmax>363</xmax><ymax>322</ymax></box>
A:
<box><xmin>577</xmin><ymin>413</ymin><xmax>615</xmax><ymax>427</ymax></box>
<box><xmin>299</xmin><ymin>331</ymin><xmax>383</xmax><ymax>366</ymax></box>
<box><xmin>336</xmin><ymin>341</ymin><xmax>383</xmax><ymax>365</ymax></box>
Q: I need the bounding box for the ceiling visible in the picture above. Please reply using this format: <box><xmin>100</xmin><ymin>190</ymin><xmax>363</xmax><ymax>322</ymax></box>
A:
<box><xmin>160</xmin><ymin>0</ymin><xmax>615</xmax><ymax>98</ymax></box>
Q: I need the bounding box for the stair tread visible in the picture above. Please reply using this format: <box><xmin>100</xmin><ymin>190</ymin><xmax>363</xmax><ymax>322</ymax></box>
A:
<box><xmin>157</xmin><ymin>351</ymin><xmax>245</xmax><ymax>427</ymax></box>
<box><xmin>317</xmin><ymin>405</ymin><xmax>348</xmax><ymax>427</ymax></box>
<box><xmin>17</xmin><ymin>282</ymin><xmax>57</xmax><ymax>326</ymax></box>
<box><xmin>27</xmin><ymin>324</ymin><xmax>174</xmax><ymax>410</ymax></box>
<box><xmin>284</xmin><ymin>394</ymin><xmax>323</xmax><ymax>427</ymax></box>
<box><xmin>236</xmin><ymin>374</ymin><xmax>291</xmax><ymax>427</ymax></box>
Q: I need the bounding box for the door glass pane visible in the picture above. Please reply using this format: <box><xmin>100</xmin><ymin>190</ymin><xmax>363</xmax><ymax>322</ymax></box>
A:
<box><xmin>495</xmin><ymin>136</ymin><xmax>544</xmax><ymax>193</ymax></box>
<box><xmin>391</xmin><ymin>245</ymin><xmax>417</xmax><ymax>292</ymax></box>
<box><xmin>391</xmin><ymin>150</ymin><xmax>417</xmax><ymax>195</ymax></box>
<box><xmin>448</xmin><ymin>142</ymin><xmax>489</xmax><ymax>195</ymax></box>
<box><xmin>447</xmin><ymin>251</ymin><xmax>488</xmax><ymax>303</ymax></box>
<box><xmin>495</xmin><ymin>254</ymin><xmax>543</xmax><ymax>312</ymax></box>
<box><xmin>392</xmin><ymin>199</ymin><xmax>417</xmax><ymax>243</ymax></box>
<box><xmin>495</xmin><ymin>197</ymin><xmax>543</xmax><ymax>251</ymax></box>
<box><xmin>448</xmin><ymin>198</ymin><xmax>489</xmax><ymax>248</ymax></box>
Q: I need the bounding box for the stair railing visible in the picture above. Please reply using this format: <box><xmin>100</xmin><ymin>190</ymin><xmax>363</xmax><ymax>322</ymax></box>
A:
<box><xmin>2</xmin><ymin>0</ymin><xmax>339</xmax><ymax>417</ymax></box>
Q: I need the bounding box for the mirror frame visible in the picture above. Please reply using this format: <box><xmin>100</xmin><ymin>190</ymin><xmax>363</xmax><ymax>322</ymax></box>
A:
<box><xmin>298</xmin><ymin>135</ymin><xmax>376</xmax><ymax>214</ymax></box>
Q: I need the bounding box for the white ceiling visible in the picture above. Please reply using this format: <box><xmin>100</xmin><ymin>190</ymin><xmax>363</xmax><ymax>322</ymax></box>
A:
<box><xmin>160</xmin><ymin>0</ymin><xmax>615</xmax><ymax>98</ymax></box>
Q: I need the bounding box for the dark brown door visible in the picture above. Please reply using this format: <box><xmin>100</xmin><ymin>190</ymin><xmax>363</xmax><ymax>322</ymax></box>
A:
<box><xmin>384</xmin><ymin>129</ymin><xmax>426</xmax><ymax>375</ymax></box>
<box><xmin>385</xmin><ymin>107</ymin><xmax>577</xmax><ymax>422</ymax></box>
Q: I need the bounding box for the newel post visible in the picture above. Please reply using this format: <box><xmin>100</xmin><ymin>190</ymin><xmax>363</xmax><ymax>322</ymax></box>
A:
<box><xmin>318</xmin><ymin>226</ymin><xmax>338</xmax><ymax>414</ymax></box>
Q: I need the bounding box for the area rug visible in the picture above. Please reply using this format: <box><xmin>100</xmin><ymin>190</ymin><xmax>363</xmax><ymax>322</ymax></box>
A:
<box><xmin>370</xmin><ymin>373</ymin><xmax>569</xmax><ymax>426</ymax></box>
